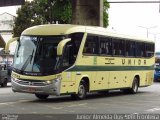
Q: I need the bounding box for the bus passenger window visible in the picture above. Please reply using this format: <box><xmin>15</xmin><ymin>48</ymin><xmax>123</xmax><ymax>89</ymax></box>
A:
<box><xmin>100</xmin><ymin>40</ymin><xmax>106</xmax><ymax>54</ymax></box>
<box><xmin>126</xmin><ymin>41</ymin><xmax>135</xmax><ymax>57</ymax></box>
<box><xmin>99</xmin><ymin>37</ymin><xmax>112</xmax><ymax>56</ymax></box>
<box><xmin>135</xmin><ymin>42</ymin><xmax>145</xmax><ymax>57</ymax></box>
<box><xmin>112</xmin><ymin>39</ymin><xmax>124</xmax><ymax>56</ymax></box>
<box><xmin>145</xmin><ymin>43</ymin><xmax>154</xmax><ymax>57</ymax></box>
<box><xmin>69</xmin><ymin>32</ymin><xmax>84</xmax><ymax>57</ymax></box>
<box><xmin>83</xmin><ymin>35</ymin><xmax>98</xmax><ymax>55</ymax></box>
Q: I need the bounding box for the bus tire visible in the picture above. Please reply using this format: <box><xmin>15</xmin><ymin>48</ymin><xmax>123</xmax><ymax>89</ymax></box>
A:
<box><xmin>35</xmin><ymin>94</ymin><xmax>49</xmax><ymax>100</ymax></box>
<box><xmin>74</xmin><ymin>80</ymin><xmax>87</xmax><ymax>100</ymax></box>
<box><xmin>130</xmin><ymin>77</ymin><xmax>139</xmax><ymax>94</ymax></box>
<box><xmin>1</xmin><ymin>78</ymin><xmax>8</xmax><ymax>87</ymax></box>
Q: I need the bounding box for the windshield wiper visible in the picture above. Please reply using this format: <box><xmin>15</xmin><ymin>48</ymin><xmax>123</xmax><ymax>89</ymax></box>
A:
<box><xmin>21</xmin><ymin>49</ymin><xmax>34</xmax><ymax>71</ymax></box>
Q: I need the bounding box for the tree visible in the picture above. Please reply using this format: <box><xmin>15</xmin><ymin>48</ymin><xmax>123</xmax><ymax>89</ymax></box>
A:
<box><xmin>103</xmin><ymin>0</ymin><xmax>110</xmax><ymax>27</ymax></box>
<box><xmin>13</xmin><ymin>1</ymin><xmax>37</xmax><ymax>37</ymax></box>
<box><xmin>13</xmin><ymin>0</ymin><xmax>109</xmax><ymax>37</ymax></box>
<box><xmin>13</xmin><ymin>0</ymin><xmax>72</xmax><ymax>37</ymax></box>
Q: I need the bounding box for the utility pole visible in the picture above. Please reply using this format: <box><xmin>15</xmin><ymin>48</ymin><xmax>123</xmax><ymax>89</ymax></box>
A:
<box><xmin>72</xmin><ymin>0</ymin><xmax>103</xmax><ymax>27</ymax></box>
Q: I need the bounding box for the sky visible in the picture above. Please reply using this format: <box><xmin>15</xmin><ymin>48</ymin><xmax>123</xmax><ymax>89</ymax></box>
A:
<box><xmin>108</xmin><ymin>0</ymin><xmax>160</xmax><ymax>52</ymax></box>
<box><xmin>0</xmin><ymin>0</ymin><xmax>160</xmax><ymax>52</ymax></box>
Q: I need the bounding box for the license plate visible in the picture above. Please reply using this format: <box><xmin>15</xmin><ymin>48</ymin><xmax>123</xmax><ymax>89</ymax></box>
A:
<box><xmin>26</xmin><ymin>87</ymin><xmax>36</xmax><ymax>92</ymax></box>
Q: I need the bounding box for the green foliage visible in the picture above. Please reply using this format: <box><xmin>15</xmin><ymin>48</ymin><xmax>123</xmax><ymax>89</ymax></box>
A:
<box><xmin>13</xmin><ymin>0</ymin><xmax>72</xmax><ymax>37</ymax></box>
<box><xmin>52</xmin><ymin>0</ymin><xmax>72</xmax><ymax>23</ymax></box>
<box><xmin>103</xmin><ymin>0</ymin><xmax>110</xmax><ymax>27</ymax></box>
<box><xmin>13</xmin><ymin>2</ymin><xmax>36</xmax><ymax>37</ymax></box>
<box><xmin>13</xmin><ymin>0</ymin><xmax>109</xmax><ymax>37</ymax></box>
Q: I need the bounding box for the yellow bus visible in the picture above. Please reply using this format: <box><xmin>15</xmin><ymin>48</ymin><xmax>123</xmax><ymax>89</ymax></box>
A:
<box><xmin>7</xmin><ymin>24</ymin><xmax>155</xmax><ymax>100</ymax></box>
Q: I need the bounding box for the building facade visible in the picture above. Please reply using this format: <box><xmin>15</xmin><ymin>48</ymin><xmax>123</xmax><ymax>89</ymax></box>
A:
<box><xmin>0</xmin><ymin>12</ymin><xmax>15</xmax><ymax>32</ymax></box>
<box><xmin>0</xmin><ymin>12</ymin><xmax>15</xmax><ymax>65</ymax></box>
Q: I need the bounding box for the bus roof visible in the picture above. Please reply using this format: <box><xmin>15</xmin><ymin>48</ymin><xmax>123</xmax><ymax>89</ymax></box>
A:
<box><xmin>22</xmin><ymin>24</ymin><xmax>154</xmax><ymax>43</ymax></box>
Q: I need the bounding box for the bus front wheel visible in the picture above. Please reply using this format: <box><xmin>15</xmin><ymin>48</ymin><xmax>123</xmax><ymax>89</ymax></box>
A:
<box><xmin>71</xmin><ymin>80</ymin><xmax>87</xmax><ymax>100</ymax></box>
<box><xmin>35</xmin><ymin>94</ymin><xmax>49</xmax><ymax>100</ymax></box>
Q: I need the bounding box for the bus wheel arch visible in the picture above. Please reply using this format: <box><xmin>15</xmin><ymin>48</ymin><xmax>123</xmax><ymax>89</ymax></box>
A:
<box><xmin>71</xmin><ymin>77</ymin><xmax>90</xmax><ymax>100</ymax></box>
<box><xmin>135</xmin><ymin>75</ymin><xmax>140</xmax><ymax>87</ymax></box>
<box><xmin>122</xmin><ymin>75</ymin><xmax>140</xmax><ymax>94</ymax></box>
<box><xmin>81</xmin><ymin>77</ymin><xmax>90</xmax><ymax>92</ymax></box>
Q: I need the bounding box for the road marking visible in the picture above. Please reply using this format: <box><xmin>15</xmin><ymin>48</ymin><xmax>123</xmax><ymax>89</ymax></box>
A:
<box><xmin>146</xmin><ymin>107</ymin><xmax>160</xmax><ymax>112</ymax></box>
<box><xmin>64</xmin><ymin>110</ymin><xmax>75</xmax><ymax>113</ymax></box>
<box><xmin>44</xmin><ymin>115</ymin><xmax>53</xmax><ymax>118</ymax></box>
<box><xmin>44</xmin><ymin>105</ymin><xmax>63</xmax><ymax>110</ymax></box>
<box><xmin>0</xmin><ymin>100</ymin><xmax>32</xmax><ymax>106</ymax></box>
<box><xmin>133</xmin><ymin>113</ymin><xmax>139</xmax><ymax>114</ymax></box>
<box><xmin>51</xmin><ymin>107</ymin><xmax>63</xmax><ymax>109</ymax></box>
<box><xmin>67</xmin><ymin>103</ymin><xmax>87</xmax><ymax>107</ymax></box>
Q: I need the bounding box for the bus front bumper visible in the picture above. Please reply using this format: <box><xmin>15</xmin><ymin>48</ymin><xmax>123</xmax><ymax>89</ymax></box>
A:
<box><xmin>11</xmin><ymin>77</ymin><xmax>61</xmax><ymax>96</ymax></box>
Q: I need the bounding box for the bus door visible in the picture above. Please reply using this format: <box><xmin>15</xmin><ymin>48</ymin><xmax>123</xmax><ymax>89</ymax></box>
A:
<box><xmin>57</xmin><ymin>39</ymin><xmax>76</xmax><ymax>93</ymax></box>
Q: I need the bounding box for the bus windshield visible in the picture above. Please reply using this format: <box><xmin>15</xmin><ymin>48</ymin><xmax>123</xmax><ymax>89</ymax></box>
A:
<box><xmin>13</xmin><ymin>35</ymin><xmax>65</xmax><ymax>75</ymax></box>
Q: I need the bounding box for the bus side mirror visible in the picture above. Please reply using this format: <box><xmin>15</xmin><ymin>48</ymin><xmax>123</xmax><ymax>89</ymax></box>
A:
<box><xmin>5</xmin><ymin>37</ymin><xmax>19</xmax><ymax>54</ymax></box>
<box><xmin>57</xmin><ymin>38</ymin><xmax>71</xmax><ymax>56</ymax></box>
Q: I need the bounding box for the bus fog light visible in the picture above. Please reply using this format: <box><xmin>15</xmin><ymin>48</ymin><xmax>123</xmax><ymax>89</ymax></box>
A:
<box><xmin>53</xmin><ymin>87</ymin><xmax>58</xmax><ymax>91</ymax></box>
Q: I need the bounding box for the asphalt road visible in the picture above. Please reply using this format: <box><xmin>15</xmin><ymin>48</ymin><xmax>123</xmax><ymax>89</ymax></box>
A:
<box><xmin>0</xmin><ymin>82</ymin><xmax>160</xmax><ymax>120</ymax></box>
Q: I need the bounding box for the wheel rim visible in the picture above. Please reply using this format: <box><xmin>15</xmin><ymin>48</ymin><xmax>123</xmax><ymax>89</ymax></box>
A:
<box><xmin>78</xmin><ymin>84</ymin><xmax>85</xmax><ymax>98</ymax></box>
<box><xmin>133</xmin><ymin>81</ymin><xmax>138</xmax><ymax>92</ymax></box>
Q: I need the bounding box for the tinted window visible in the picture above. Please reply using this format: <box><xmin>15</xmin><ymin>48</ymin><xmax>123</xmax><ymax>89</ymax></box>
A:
<box><xmin>112</xmin><ymin>39</ymin><xmax>125</xmax><ymax>56</ymax></box>
<box><xmin>99</xmin><ymin>37</ymin><xmax>112</xmax><ymax>56</ymax></box>
<box><xmin>145</xmin><ymin>43</ymin><xmax>154</xmax><ymax>57</ymax></box>
<box><xmin>83</xmin><ymin>35</ymin><xmax>98</xmax><ymax>55</ymax></box>
<box><xmin>83</xmin><ymin>34</ymin><xmax>154</xmax><ymax>58</ymax></box>
<box><xmin>135</xmin><ymin>42</ymin><xmax>145</xmax><ymax>57</ymax></box>
<box><xmin>126</xmin><ymin>41</ymin><xmax>135</xmax><ymax>57</ymax></box>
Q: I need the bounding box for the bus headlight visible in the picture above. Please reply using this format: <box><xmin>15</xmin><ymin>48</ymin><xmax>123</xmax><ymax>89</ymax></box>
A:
<box><xmin>11</xmin><ymin>77</ymin><xmax>19</xmax><ymax>83</ymax></box>
<box><xmin>45</xmin><ymin>77</ymin><xmax>61</xmax><ymax>85</ymax></box>
<box><xmin>46</xmin><ymin>80</ymin><xmax>53</xmax><ymax>84</ymax></box>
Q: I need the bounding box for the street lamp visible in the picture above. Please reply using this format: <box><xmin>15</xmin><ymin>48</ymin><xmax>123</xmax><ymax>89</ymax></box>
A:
<box><xmin>138</xmin><ymin>26</ymin><xmax>157</xmax><ymax>38</ymax></box>
<box><xmin>148</xmin><ymin>32</ymin><xmax>160</xmax><ymax>52</ymax></box>
<box><xmin>148</xmin><ymin>32</ymin><xmax>160</xmax><ymax>41</ymax></box>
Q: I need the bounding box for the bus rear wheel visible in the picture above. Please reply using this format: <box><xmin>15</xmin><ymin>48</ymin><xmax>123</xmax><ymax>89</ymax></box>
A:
<box><xmin>130</xmin><ymin>77</ymin><xmax>139</xmax><ymax>94</ymax></box>
<box><xmin>122</xmin><ymin>77</ymin><xmax>139</xmax><ymax>94</ymax></box>
<box><xmin>35</xmin><ymin>94</ymin><xmax>49</xmax><ymax>100</ymax></box>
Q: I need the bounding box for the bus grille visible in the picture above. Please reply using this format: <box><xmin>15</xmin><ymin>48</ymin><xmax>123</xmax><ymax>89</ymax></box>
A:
<box><xmin>15</xmin><ymin>79</ymin><xmax>47</xmax><ymax>86</ymax></box>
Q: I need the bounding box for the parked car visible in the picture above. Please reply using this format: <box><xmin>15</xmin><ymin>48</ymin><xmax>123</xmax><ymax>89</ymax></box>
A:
<box><xmin>154</xmin><ymin>67</ymin><xmax>160</xmax><ymax>82</ymax></box>
<box><xmin>7</xmin><ymin>65</ymin><xmax>12</xmax><ymax>82</ymax></box>
<box><xmin>0</xmin><ymin>69</ymin><xmax>8</xmax><ymax>87</ymax></box>
<box><xmin>0</xmin><ymin>64</ymin><xmax>10</xmax><ymax>87</ymax></box>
